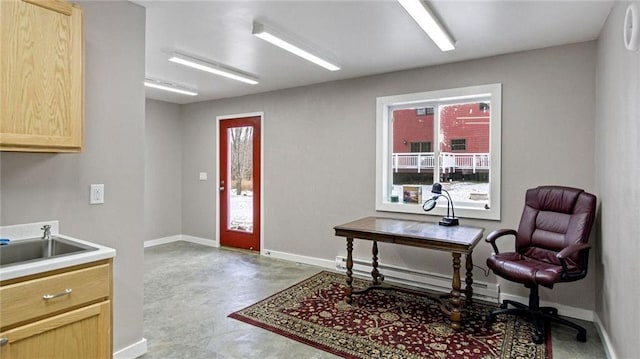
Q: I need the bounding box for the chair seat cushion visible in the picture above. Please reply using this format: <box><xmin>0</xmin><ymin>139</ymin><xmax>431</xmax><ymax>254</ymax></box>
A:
<box><xmin>487</xmin><ymin>252</ymin><xmax>574</xmax><ymax>288</ymax></box>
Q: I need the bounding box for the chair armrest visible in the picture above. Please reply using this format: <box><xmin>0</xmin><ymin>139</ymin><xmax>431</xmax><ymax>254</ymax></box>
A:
<box><xmin>484</xmin><ymin>229</ymin><xmax>517</xmax><ymax>254</ymax></box>
<box><xmin>557</xmin><ymin>243</ymin><xmax>591</xmax><ymax>280</ymax></box>
<box><xmin>557</xmin><ymin>243</ymin><xmax>591</xmax><ymax>260</ymax></box>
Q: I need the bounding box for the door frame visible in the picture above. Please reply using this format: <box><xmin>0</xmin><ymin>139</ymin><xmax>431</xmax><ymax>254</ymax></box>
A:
<box><xmin>215</xmin><ymin>112</ymin><xmax>264</xmax><ymax>253</ymax></box>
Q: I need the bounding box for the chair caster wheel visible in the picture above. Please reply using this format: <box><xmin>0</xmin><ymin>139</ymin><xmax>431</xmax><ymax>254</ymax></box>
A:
<box><xmin>577</xmin><ymin>331</ymin><xmax>587</xmax><ymax>342</ymax></box>
<box><xmin>533</xmin><ymin>334</ymin><xmax>544</xmax><ymax>344</ymax></box>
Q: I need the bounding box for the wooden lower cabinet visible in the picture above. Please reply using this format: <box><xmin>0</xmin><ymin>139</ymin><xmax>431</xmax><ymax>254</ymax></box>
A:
<box><xmin>0</xmin><ymin>301</ymin><xmax>110</xmax><ymax>359</ymax></box>
<box><xmin>0</xmin><ymin>260</ymin><xmax>113</xmax><ymax>359</ymax></box>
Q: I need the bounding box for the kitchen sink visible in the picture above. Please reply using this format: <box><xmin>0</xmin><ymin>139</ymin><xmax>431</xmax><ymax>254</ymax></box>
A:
<box><xmin>0</xmin><ymin>237</ymin><xmax>98</xmax><ymax>267</ymax></box>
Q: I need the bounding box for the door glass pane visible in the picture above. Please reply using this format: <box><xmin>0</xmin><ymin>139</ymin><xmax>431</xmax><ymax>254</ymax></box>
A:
<box><xmin>227</xmin><ymin>126</ymin><xmax>253</xmax><ymax>232</ymax></box>
<box><xmin>438</xmin><ymin>102</ymin><xmax>490</xmax><ymax>209</ymax></box>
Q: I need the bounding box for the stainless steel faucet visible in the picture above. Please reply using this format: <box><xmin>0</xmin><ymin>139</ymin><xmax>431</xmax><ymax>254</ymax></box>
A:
<box><xmin>41</xmin><ymin>225</ymin><xmax>52</xmax><ymax>240</ymax></box>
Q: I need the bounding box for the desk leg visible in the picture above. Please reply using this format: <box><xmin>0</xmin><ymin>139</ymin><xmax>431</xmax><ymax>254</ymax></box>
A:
<box><xmin>450</xmin><ymin>253</ymin><xmax>462</xmax><ymax>330</ymax></box>
<box><xmin>346</xmin><ymin>237</ymin><xmax>354</xmax><ymax>304</ymax></box>
<box><xmin>371</xmin><ymin>240</ymin><xmax>383</xmax><ymax>285</ymax></box>
<box><xmin>465</xmin><ymin>253</ymin><xmax>474</xmax><ymax>305</ymax></box>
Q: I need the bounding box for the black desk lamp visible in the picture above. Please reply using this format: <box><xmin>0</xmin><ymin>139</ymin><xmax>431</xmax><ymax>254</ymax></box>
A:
<box><xmin>422</xmin><ymin>183</ymin><xmax>459</xmax><ymax>226</ymax></box>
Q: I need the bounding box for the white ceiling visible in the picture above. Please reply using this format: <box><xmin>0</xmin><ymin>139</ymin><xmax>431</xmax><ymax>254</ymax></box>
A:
<box><xmin>137</xmin><ymin>0</ymin><xmax>614</xmax><ymax>105</ymax></box>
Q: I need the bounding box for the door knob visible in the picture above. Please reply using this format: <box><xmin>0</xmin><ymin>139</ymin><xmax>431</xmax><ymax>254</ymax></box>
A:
<box><xmin>219</xmin><ymin>186</ymin><xmax>225</xmax><ymax>191</ymax></box>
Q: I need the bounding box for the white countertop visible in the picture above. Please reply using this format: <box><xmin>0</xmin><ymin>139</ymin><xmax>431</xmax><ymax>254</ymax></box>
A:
<box><xmin>0</xmin><ymin>220</ymin><xmax>116</xmax><ymax>281</ymax></box>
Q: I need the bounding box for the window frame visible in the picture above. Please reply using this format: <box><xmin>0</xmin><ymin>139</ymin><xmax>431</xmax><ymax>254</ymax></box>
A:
<box><xmin>375</xmin><ymin>83</ymin><xmax>502</xmax><ymax>221</ymax></box>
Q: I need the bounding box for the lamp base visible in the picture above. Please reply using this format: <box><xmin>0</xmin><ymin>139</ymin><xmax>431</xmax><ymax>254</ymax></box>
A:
<box><xmin>439</xmin><ymin>217</ymin><xmax>459</xmax><ymax>226</ymax></box>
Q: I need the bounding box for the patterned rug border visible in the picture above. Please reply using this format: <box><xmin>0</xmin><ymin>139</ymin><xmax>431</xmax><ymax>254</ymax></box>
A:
<box><xmin>228</xmin><ymin>272</ymin><xmax>353</xmax><ymax>357</ymax></box>
<box><xmin>229</xmin><ymin>305</ymin><xmax>351</xmax><ymax>357</ymax></box>
<box><xmin>229</xmin><ymin>271</ymin><xmax>552</xmax><ymax>359</ymax></box>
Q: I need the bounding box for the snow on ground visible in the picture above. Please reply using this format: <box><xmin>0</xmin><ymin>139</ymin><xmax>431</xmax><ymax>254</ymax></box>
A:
<box><xmin>229</xmin><ymin>194</ymin><xmax>253</xmax><ymax>232</ymax></box>
<box><xmin>445</xmin><ymin>182</ymin><xmax>490</xmax><ymax>202</ymax></box>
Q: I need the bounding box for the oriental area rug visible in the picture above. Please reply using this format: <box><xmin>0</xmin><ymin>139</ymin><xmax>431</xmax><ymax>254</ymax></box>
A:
<box><xmin>229</xmin><ymin>271</ymin><xmax>551</xmax><ymax>359</ymax></box>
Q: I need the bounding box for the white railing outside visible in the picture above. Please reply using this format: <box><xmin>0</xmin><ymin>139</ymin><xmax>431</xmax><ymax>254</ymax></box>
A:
<box><xmin>393</xmin><ymin>152</ymin><xmax>436</xmax><ymax>173</ymax></box>
<box><xmin>392</xmin><ymin>152</ymin><xmax>490</xmax><ymax>173</ymax></box>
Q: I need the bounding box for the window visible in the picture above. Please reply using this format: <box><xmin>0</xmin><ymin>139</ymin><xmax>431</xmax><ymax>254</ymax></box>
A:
<box><xmin>450</xmin><ymin>139</ymin><xmax>466</xmax><ymax>151</ymax></box>
<box><xmin>410</xmin><ymin>141</ymin><xmax>431</xmax><ymax>152</ymax></box>
<box><xmin>376</xmin><ymin>84</ymin><xmax>501</xmax><ymax>221</ymax></box>
<box><xmin>416</xmin><ymin>108</ymin><xmax>434</xmax><ymax>116</ymax></box>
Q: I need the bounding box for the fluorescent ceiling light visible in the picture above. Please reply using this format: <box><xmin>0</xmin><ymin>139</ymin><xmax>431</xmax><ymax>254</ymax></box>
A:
<box><xmin>252</xmin><ymin>22</ymin><xmax>340</xmax><ymax>71</ymax></box>
<box><xmin>168</xmin><ymin>52</ymin><xmax>259</xmax><ymax>85</ymax></box>
<box><xmin>398</xmin><ymin>0</ymin><xmax>455</xmax><ymax>52</ymax></box>
<box><xmin>144</xmin><ymin>78</ymin><xmax>198</xmax><ymax>96</ymax></box>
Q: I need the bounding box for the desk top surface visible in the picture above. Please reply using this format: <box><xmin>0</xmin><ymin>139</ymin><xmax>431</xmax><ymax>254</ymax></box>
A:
<box><xmin>334</xmin><ymin>216</ymin><xmax>485</xmax><ymax>251</ymax></box>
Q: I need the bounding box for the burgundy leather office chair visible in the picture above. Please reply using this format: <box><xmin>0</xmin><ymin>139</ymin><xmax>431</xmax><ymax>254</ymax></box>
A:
<box><xmin>485</xmin><ymin>186</ymin><xmax>596</xmax><ymax>344</ymax></box>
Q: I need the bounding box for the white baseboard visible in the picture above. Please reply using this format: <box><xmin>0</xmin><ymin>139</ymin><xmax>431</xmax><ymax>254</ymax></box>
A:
<box><xmin>594</xmin><ymin>312</ymin><xmax>618</xmax><ymax>359</ymax></box>
<box><xmin>498</xmin><ymin>292</ymin><xmax>593</xmax><ymax>322</ymax></box>
<box><xmin>262</xmin><ymin>249</ymin><xmax>336</xmax><ymax>269</ymax></box>
<box><xmin>113</xmin><ymin>338</ymin><xmax>147</xmax><ymax>359</ymax></box>
<box><xmin>182</xmin><ymin>235</ymin><xmax>218</xmax><ymax>247</ymax></box>
<box><xmin>144</xmin><ymin>235</ymin><xmax>217</xmax><ymax>248</ymax></box>
<box><xmin>144</xmin><ymin>235</ymin><xmax>182</xmax><ymax>248</ymax></box>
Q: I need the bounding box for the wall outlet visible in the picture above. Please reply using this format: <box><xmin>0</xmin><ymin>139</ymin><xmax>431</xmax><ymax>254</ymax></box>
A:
<box><xmin>90</xmin><ymin>184</ymin><xmax>105</xmax><ymax>204</ymax></box>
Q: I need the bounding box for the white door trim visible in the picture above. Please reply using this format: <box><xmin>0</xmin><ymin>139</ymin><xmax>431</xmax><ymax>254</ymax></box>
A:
<box><xmin>215</xmin><ymin>112</ymin><xmax>265</xmax><ymax>252</ymax></box>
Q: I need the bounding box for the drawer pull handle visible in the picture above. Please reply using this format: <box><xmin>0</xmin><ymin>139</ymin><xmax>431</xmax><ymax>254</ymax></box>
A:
<box><xmin>0</xmin><ymin>338</ymin><xmax>8</xmax><ymax>347</ymax></box>
<box><xmin>43</xmin><ymin>288</ymin><xmax>73</xmax><ymax>300</ymax></box>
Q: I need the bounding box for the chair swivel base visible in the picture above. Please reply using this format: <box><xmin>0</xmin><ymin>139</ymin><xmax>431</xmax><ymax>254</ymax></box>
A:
<box><xmin>487</xmin><ymin>299</ymin><xmax>587</xmax><ymax>344</ymax></box>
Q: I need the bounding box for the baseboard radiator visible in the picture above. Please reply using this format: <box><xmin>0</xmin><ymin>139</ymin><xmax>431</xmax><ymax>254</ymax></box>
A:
<box><xmin>335</xmin><ymin>256</ymin><xmax>499</xmax><ymax>303</ymax></box>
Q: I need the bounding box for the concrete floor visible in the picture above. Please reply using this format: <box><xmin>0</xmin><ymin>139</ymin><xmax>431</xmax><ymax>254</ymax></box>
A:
<box><xmin>141</xmin><ymin>241</ymin><xmax>607</xmax><ymax>358</ymax></box>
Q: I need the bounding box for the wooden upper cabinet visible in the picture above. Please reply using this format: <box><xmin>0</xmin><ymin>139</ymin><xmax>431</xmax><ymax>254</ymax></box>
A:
<box><xmin>1</xmin><ymin>0</ymin><xmax>84</xmax><ymax>152</ymax></box>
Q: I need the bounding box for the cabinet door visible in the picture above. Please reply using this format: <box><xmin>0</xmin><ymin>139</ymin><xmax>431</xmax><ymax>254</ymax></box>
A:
<box><xmin>0</xmin><ymin>0</ymin><xmax>83</xmax><ymax>152</ymax></box>
<box><xmin>0</xmin><ymin>301</ymin><xmax>110</xmax><ymax>359</ymax></box>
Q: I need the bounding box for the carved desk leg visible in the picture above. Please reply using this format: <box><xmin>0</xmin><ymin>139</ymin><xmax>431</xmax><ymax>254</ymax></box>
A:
<box><xmin>346</xmin><ymin>237</ymin><xmax>354</xmax><ymax>304</ymax></box>
<box><xmin>450</xmin><ymin>253</ymin><xmax>462</xmax><ymax>330</ymax></box>
<box><xmin>371</xmin><ymin>240</ymin><xmax>383</xmax><ymax>285</ymax></box>
<box><xmin>465</xmin><ymin>253</ymin><xmax>474</xmax><ymax>305</ymax></box>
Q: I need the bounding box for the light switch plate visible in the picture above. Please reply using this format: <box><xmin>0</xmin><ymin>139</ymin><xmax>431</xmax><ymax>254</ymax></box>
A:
<box><xmin>199</xmin><ymin>172</ymin><xmax>208</xmax><ymax>181</ymax></box>
<box><xmin>90</xmin><ymin>184</ymin><xmax>105</xmax><ymax>204</ymax></box>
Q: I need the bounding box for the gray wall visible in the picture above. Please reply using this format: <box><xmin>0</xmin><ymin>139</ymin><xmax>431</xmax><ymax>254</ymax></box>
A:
<box><xmin>145</xmin><ymin>99</ymin><xmax>182</xmax><ymax>241</ymax></box>
<box><xmin>0</xmin><ymin>1</ymin><xmax>146</xmax><ymax>353</ymax></box>
<box><xmin>181</xmin><ymin>42</ymin><xmax>597</xmax><ymax>310</ymax></box>
<box><xmin>595</xmin><ymin>1</ymin><xmax>640</xmax><ymax>358</ymax></box>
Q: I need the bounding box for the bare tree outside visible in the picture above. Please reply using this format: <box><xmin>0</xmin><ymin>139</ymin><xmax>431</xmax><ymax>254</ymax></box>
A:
<box><xmin>229</xmin><ymin>126</ymin><xmax>253</xmax><ymax>195</ymax></box>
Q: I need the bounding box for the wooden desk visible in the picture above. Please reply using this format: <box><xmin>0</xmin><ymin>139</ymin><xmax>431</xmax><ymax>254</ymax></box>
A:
<box><xmin>334</xmin><ymin>216</ymin><xmax>484</xmax><ymax>330</ymax></box>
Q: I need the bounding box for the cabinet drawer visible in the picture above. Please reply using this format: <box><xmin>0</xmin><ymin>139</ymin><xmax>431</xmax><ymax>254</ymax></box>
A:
<box><xmin>0</xmin><ymin>264</ymin><xmax>110</xmax><ymax>329</ymax></box>
<box><xmin>0</xmin><ymin>301</ymin><xmax>111</xmax><ymax>359</ymax></box>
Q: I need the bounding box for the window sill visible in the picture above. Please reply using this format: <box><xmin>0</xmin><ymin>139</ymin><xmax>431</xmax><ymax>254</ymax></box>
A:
<box><xmin>375</xmin><ymin>202</ymin><xmax>500</xmax><ymax>221</ymax></box>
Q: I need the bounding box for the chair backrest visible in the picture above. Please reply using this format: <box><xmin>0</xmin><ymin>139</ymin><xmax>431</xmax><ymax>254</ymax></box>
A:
<box><xmin>516</xmin><ymin>186</ymin><xmax>596</xmax><ymax>267</ymax></box>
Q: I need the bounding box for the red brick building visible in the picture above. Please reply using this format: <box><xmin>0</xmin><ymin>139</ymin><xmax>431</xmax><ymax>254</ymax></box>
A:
<box><xmin>392</xmin><ymin>102</ymin><xmax>490</xmax><ymax>183</ymax></box>
<box><xmin>393</xmin><ymin>102</ymin><xmax>489</xmax><ymax>153</ymax></box>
